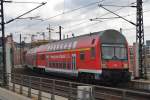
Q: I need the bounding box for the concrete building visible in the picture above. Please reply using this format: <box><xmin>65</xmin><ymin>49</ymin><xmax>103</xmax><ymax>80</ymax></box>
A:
<box><xmin>145</xmin><ymin>40</ymin><xmax>150</xmax><ymax>79</ymax></box>
<box><xmin>129</xmin><ymin>42</ymin><xmax>150</xmax><ymax>80</ymax></box>
<box><xmin>0</xmin><ymin>36</ymin><xmax>13</xmax><ymax>84</ymax></box>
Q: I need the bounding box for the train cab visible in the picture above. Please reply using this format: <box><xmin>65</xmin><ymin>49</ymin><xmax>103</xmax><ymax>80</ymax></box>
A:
<box><xmin>99</xmin><ymin>30</ymin><xmax>131</xmax><ymax>82</ymax></box>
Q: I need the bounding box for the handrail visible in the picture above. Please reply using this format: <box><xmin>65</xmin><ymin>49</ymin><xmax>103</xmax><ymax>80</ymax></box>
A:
<box><xmin>0</xmin><ymin>73</ymin><xmax>149</xmax><ymax>100</ymax></box>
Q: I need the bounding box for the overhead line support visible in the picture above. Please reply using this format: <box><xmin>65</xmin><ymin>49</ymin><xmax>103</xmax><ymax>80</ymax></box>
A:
<box><xmin>0</xmin><ymin>0</ymin><xmax>7</xmax><ymax>85</ymax></box>
<box><xmin>136</xmin><ymin>0</ymin><xmax>146</xmax><ymax>79</ymax></box>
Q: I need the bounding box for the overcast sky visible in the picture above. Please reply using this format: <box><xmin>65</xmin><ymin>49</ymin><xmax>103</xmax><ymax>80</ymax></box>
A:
<box><xmin>2</xmin><ymin>0</ymin><xmax>150</xmax><ymax>44</ymax></box>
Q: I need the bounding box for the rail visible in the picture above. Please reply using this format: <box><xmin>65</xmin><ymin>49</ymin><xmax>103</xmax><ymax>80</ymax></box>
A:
<box><xmin>0</xmin><ymin>73</ymin><xmax>150</xmax><ymax>100</ymax></box>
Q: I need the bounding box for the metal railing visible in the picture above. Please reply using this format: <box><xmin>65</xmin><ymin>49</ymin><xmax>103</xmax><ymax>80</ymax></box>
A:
<box><xmin>0</xmin><ymin>73</ymin><xmax>150</xmax><ymax>100</ymax></box>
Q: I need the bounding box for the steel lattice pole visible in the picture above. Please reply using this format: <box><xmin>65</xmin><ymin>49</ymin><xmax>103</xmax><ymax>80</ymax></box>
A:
<box><xmin>0</xmin><ymin>0</ymin><xmax>7</xmax><ymax>85</ymax></box>
<box><xmin>136</xmin><ymin>0</ymin><xmax>145</xmax><ymax>78</ymax></box>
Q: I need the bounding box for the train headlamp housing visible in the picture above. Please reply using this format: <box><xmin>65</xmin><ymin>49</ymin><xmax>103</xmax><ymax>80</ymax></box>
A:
<box><xmin>123</xmin><ymin>63</ymin><xmax>128</xmax><ymax>69</ymax></box>
<box><xmin>102</xmin><ymin>61</ymin><xmax>107</xmax><ymax>68</ymax></box>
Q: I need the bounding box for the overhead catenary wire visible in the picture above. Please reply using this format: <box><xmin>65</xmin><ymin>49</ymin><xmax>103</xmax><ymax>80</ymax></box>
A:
<box><xmin>98</xmin><ymin>4</ymin><xmax>136</xmax><ymax>26</ymax></box>
<box><xmin>6</xmin><ymin>1</ymin><xmax>149</xmax><ymax>37</ymax></box>
<box><xmin>64</xmin><ymin>8</ymin><xmax>150</xmax><ymax>34</ymax></box>
<box><xmin>5</xmin><ymin>2</ymin><xmax>47</xmax><ymax>24</ymax></box>
<box><xmin>63</xmin><ymin>5</ymin><xmax>132</xmax><ymax>33</ymax></box>
<box><xmin>44</xmin><ymin>0</ymin><xmax>105</xmax><ymax>20</ymax></box>
<box><xmin>97</xmin><ymin>4</ymin><xmax>137</xmax><ymax>8</ymax></box>
<box><xmin>8</xmin><ymin>0</ymin><xmax>107</xmax><ymax>33</ymax></box>
<box><xmin>63</xmin><ymin>0</ymin><xmax>148</xmax><ymax>31</ymax></box>
<box><xmin>11</xmin><ymin>0</ymin><xmax>131</xmax><ymax>31</ymax></box>
<box><xmin>4</xmin><ymin>1</ymin><xmax>44</xmax><ymax>4</ymax></box>
<box><xmin>49</xmin><ymin>1</ymin><xmax>138</xmax><ymax>33</ymax></box>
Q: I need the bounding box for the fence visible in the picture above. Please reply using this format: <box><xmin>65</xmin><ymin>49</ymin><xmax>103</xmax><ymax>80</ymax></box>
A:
<box><xmin>0</xmin><ymin>73</ymin><xmax>150</xmax><ymax>100</ymax></box>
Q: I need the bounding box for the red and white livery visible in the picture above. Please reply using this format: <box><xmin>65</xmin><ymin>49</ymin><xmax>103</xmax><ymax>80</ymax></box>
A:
<box><xmin>25</xmin><ymin>29</ymin><xmax>131</xmax><ymax>83</ymax></box>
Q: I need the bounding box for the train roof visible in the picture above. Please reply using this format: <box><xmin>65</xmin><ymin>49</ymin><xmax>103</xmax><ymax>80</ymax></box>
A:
<box><xmin>27</xmin><ymin>29</ymin><xmax>127</xmax><ymax>54</ymax></box>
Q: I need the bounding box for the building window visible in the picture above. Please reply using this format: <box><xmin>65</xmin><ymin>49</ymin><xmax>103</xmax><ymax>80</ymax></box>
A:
<box><xmin>91</xmin><ymin>47</ymin><xmax>96</xmax><ymax>59</ymax></box>
<box><xmin>80</xmin><ymin>51</ymin><xmax>85</xmax><ymax>60</ymax></box>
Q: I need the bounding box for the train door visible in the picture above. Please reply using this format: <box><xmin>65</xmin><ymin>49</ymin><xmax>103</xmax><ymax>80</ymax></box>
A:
<box><xmin>72</xmin><ymin>54</ymin><xmax>76</xmax><ymax>70</ymax></box>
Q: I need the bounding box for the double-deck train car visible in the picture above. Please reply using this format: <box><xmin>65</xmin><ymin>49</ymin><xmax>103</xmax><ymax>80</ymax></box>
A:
<box><xmin>25</xmin><ymin>29</ymin><xmax>131</xmax><ymax>83</ymax></box>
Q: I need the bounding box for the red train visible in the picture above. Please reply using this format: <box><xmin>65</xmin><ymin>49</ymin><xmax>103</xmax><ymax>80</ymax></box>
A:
<box><xmin>25</xmin><ymin>29</ymin><xmax>131</xmax><ymax>83</ymax></box>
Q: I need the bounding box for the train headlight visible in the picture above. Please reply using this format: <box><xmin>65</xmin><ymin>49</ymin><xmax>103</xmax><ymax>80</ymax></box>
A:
<box><xmin>102</xmin><ymin>63</ymin><xmax>107</xmax><ymax>68</ymax></box>
<box><xmin>123</xmin><ymin>64</ymin><xmax>128</xmax><ymax>68</ymax></box>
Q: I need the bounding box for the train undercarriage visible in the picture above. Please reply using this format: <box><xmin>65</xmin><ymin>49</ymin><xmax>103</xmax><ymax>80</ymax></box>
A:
<box><xmin>26</xmin><ymin>65</ymin><xmax>131</xmax><ymax>85</ymax></box>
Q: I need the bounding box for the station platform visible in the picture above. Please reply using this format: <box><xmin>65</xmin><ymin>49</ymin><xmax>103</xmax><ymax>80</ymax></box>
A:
<box><xmin>0</xmin><ymin>87</ymin><xmax>32</xmax><ymax>100</ymax></box>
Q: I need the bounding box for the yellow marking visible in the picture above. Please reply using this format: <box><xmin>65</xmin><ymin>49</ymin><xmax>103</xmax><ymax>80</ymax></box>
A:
<box><xmin>64</xmin><ymin>48</ymin><xmax>91</xmax><ymax>52</ymax></box>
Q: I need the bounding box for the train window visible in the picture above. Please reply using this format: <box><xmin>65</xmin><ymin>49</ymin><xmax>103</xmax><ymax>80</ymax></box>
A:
<box><xmin>68</xmin><ymin>42</ymin><xmax>72</xmax><ymax>49</ymax></box>
<box><xmin>48</xmin><ymin>45</ymin><xmax>50</xmax><ymax>51</ymax></box>
<box><xmin>46</xmin><ymin>55</ymin><xmax>49</xmax><ymax>59</ymax></box>
<box><xmin>58</xmin><ymin>43</ymin><xmax>61</xmax><ymax>50</ymax></box>
<box><xmin>51</xmin><ymin>44</ymin><xmax>53</xmax><ymax>51</ymax></box>
<box><xmin>49</xmin><ymin>62</ymin><xmax>51</xmax><ymax>67</ymax></box>
<box><xmin>60</xmin><ymin>62</ymin><xmax>63</xmax><ymax>68</ymax></box>
<box><xmin>80</xmin><ymin>51</ymin><xmax>85</xmax><ymax>60</ymax></box>
<box><xmin>55</xmin><ymin>44</ymin><xmax>58</xmax><ymax>50</ymax></box>
<box><xmin>66</xmin><ymin>43</ymin><xmax>69</xmax><ymax>49</ymax></box>
<box><xmin>61</xmin><ymin>43</ymin><xmax>64</xmax><ymax>50</ymax></box>
<box><xmin>56</xmin><ymin>62</ymin><xmax>59</xmax><ymax>68</ymax></box>
<box><xmin>53</xmin><ymin>44</ymin><xmax>55</xmax><ymax>51</ymax></box>
<box><xmin>72</xmin><ymin>41</ymin><xmax>77</xmax><ymax>49</ymax></box>
<box><xmin>91</xmin><ymin>47</ymin><xmax>96</xmax><ymax>59</ymax></box>
<box><xmin>55</xmin><ymin>44</ymin><xmax>57</xmax><ymax>50</ymax></box>
<box><xmin>57</xmin><ymin>43</ymin><xmax>60</xmax><ymax>50</ymax></box>
<box><xmin>50</xmin><ymin>45</ymin><xmax>52</xmax><ymax>51</ymax></box>
<box><xmin>63</xmin><ymin>62</ymin><xmax>66</xmax><ymax>69</ymax></box>
<box><xmin>53</xmin><ymin>44</ymin><xmax>56</xmax><ymax>50</ymax></box>
<box><xmin>57</xmin><ymin>44</ymin><xmax>60</xmax><ymax>50</ymax></box>
<box><xmin>91</xmin><ymin>39</ymin><xmax>95</xmax><ymax>44</ymax></box>
<box><xmin>54</xmin><ymin>62</ymin><xmax>56</xmax><ymax>68</ymax></box>
<box><xmin>60</xmin><ymin>43</ymin><xmax>63</xmax><ymax>50</ymax></box>
<box><xmin>52</xmin><ymin>62</ymin><xmax>54</xmax><ymax>68</ymax></box>
<box><xmin>68</xmin><ymin>62</ymin><xmax>71</xmax><ymax>69</ymax></box>
<box><xmin>64</xmin><ymin>43</ymin><xmax>67</xmax><ymax>50</ymax></box>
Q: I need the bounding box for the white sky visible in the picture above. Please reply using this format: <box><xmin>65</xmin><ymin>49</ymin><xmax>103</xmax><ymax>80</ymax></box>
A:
<box><xmin>2</xmin><ymin>0</ymin><xmax>150</xmax><ymax>44</ymax></box>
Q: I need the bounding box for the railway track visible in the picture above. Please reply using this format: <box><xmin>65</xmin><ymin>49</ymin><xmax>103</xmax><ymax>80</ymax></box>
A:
<box><xmin>12</xmin><ymin>67</ymin><xmax>150</xmax><ymax>90</ymax></box>
<box><xmin>9</xmin><ymin>67</ymin><xmax>150</xmax><ymax>100</ymax></box>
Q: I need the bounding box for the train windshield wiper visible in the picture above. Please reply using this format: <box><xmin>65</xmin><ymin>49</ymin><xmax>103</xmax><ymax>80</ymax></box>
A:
<box><xmin>112</xmin><ymin>56</ymin><xmax>118</xmax><ymax>60</ymax></box>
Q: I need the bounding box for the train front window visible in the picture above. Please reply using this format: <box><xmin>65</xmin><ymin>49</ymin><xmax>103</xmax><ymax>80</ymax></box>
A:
<box><xmin>102</xmin><ymin>46</ymin><xmax>114</xmax><ymax>59</ymax></box>
<box><xmin>115</xmin><ymin>47</ymin><xmax>127</xmax><ymax>60</ymax></box>
<box><xmin>102</xmin><ymin>45</ymin><xmax>127</xmax><ymax>60</ymax></box>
